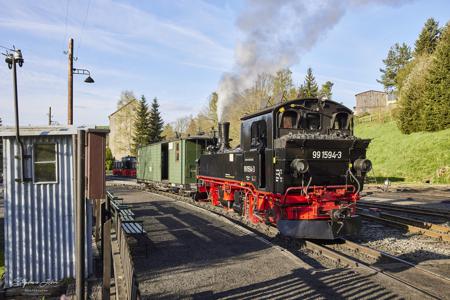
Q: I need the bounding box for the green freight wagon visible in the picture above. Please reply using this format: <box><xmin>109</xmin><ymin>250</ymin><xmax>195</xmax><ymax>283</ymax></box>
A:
<box><xmin>137</xmin><ymin>136</ymin><xmax>213</xmax><ymax>190</ymax></box>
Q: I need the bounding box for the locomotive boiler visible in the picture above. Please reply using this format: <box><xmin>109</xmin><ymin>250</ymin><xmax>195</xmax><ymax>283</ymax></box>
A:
<box><xmin>196</xmin><ymin>98</ymin><xmax>372</xmax><ymax>239</ymax></box>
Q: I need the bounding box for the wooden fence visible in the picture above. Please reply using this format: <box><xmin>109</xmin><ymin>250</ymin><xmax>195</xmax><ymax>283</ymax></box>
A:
<box><xmin>354</xmin><ymin>111</ymin><xmax>394</xmax><ymax>125</ymax></box>
<box><xmin>116</xmin><ymin>217</ymin><xmax>139</xmax><ymax>300</ymax></box>
<box><xmin>103</xmin><ymin>191</ymin><xmax>141</xmax><ymax>300</ymax></box>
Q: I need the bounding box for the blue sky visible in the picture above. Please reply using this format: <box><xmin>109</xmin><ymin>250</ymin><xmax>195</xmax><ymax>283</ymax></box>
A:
<box><xmin>0</xmin><ymin>0</ymin><xmax>448</xmax><ymax>126</ymax></box>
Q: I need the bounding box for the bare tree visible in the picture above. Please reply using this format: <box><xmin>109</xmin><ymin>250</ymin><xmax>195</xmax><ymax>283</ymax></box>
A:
<box><xmin>173</xmin><ymin>116</ymin><xmax>192</xmax><ymax>134</ymax></box>
<box><xmin>117</xmin><ymin>90</ymin><xmax>137</xmax><ymax>109</ymax></box>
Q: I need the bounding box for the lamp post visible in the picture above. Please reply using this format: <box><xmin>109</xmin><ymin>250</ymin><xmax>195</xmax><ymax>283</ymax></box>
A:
<box><xmin>2</xmin><ymin>46</ymin><xmax>26</xmax><ymax>182</ymax></box>
<box><xmin>67</xmin><ymin>38</ymin><xmax>95</xmax><ymax>125</ymax></box>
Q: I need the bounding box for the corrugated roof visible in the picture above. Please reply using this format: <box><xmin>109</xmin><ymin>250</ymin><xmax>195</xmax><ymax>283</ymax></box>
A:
<box><xmin>0</xmin><ymin>126</ymin><xmax>109</xmax><ymax>137</ymax></box>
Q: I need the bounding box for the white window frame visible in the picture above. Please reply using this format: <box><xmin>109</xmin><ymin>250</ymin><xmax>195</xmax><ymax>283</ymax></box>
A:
<box><xmin>32</xmin><ymin>142</ymin><xmax>58</xmax><ymax>184</ymax></box>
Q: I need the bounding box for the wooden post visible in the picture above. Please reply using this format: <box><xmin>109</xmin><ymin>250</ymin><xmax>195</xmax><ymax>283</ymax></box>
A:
<box><xmin>48</xmin><ymin>106</ymin><xmax>52</xmax><ymax>125</ymax></box>
<box><xmin>76</xmin><ymin>130</ymin><xmax>86</xmax><ymax>300</ymax></box>
<box><xmin>102</xmin><ymin>218</ymin><xmax>111</xmax><ymax>300</ymax></box>
<box><xmin>95</xmin><ymin>199</ymin><xmax>101</xmax><ymax>243</ymax></box>
<box><xmin>68</xmin><ymin>38</ymin><xmax>74</xmax><ymax>125</ymax></box>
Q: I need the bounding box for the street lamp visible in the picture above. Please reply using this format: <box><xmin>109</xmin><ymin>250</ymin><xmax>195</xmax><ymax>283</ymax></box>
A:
<box><xmin>73</xmin><ymin>68</ymin><xmax>95</xmax><ymax>83</ymax></box>
<box><xmin>1</xmin><ymin>46</ymin><xmax>26</xmax><ymax>182</ymax></box>
<box><xmin>67</xmin><ymin>38</ymin><xmax>95</xmax><ymax>125</ymax></box>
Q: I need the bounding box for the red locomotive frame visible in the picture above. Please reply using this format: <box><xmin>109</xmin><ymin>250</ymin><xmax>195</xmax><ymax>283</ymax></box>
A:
<box><xmin>197</xmin><ymin>175</ymin><xmax>359</xmax><ymax>226</ymax></box>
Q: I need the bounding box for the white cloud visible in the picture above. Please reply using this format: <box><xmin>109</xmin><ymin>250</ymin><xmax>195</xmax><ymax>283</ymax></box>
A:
<box><xmin>0</xmin><ymin>0</ymin><xmax>235</xmax><ymax>125</ymax></box>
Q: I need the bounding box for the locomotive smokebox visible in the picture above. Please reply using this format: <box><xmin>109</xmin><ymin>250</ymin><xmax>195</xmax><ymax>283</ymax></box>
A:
<box><xmin>218</xmin><ymin>122</ymin><xmax>231</xmax><ymax>151</ymax></box>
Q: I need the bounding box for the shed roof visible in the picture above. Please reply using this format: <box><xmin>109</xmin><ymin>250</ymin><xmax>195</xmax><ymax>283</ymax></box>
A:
<box><xmin>0</xmin><ymin>126</ymin><xmax>109</xmax><ymax>137</ymax></box>
<box><xmin>354</xmin><ymin>90</ymin><xmax>387</xmax><ymax>96</ymax></box>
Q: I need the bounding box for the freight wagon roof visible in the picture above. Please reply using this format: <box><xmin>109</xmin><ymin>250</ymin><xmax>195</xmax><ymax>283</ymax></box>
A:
<box><xmin>138</xmin><ymin>135</ymin><xmax>213</xmax><ymax>149</ymax></box>
<box><xmin>240</xmin><ymin>98</ymin><xmax>352</xmax><ymax>120</ymax></box>
<box><xmin>0</xmin><ymin>125</ymin><xmax>109</xmax><ymax>137</ymax></box>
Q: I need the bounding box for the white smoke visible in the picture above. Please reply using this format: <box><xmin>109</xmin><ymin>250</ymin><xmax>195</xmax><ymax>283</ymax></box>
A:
<box><xmin>217</xmin><ymin>0</ymin><xmax>414</xmax><ymax>121</ymax></box>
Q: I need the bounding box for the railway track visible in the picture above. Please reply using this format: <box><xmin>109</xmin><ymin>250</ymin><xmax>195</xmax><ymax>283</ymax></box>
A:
<box><xmin>313</xmin><ymin>239</ymin><xmax>450</xmax><ymax>299</ymax></box>
<box><xmin>358</xmin><ymin>211</ymin><xmax>450</xmax><ymax>242</ymax></box>
<box><xmin>358</xmin><ymin>200</ymin><xmax>450</xmax><ymax>219</ymax></box>
<box><xmin>358</xmin><ymin>200</ymin><xmax>450</xmax><ymax>242</ymax></box>
<box><xmin>142</xmin><ymin>186</ymin><xmax>450</xmax><ymax>300</ymax></box>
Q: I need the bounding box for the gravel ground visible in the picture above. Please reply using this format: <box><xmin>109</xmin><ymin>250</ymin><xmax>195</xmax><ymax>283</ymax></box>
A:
<box><xmin>352</xmin><ymin>220</ymin><xmax>450</xmax><ymax>277</ymax></box>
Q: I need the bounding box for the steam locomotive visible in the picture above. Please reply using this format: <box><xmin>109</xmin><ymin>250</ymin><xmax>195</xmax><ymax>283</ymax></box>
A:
<box><xmin>196</xmin><ymin>98</ymin><xmax>371</xmax><ymax>239</ymax></box>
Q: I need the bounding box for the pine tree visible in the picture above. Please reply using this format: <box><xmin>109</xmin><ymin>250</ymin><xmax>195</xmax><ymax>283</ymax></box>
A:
<box><xmin>132</xmin><ymin>95</ymin><xmax>151</xmax><ymax>153</ymax></box>
<box><xmin>423</xmin><ymin>22</ymin><xmax>450</xmax><ymax>131</ymax></box>
<box><xmin>300</xmin><ymin>67</ymin><xmax>319</xmax><ymax>98</ymax></box>
<box><xmin>378</xmin><ymin>43</ymin><xmax>412</xmax><ymax>92</ymax></box>
<box><xmin>149</xmin><ymin>97</ymin><xmax>164</xmax><ymax>143</ymax></box>
<box><xmin>414</xmin><ymin>18</ymin><xmax>441</xmax><ymax>56</ymax></box>
<box><xmin>319</xmin><ymin>81</ymin><xmax>334</xmax><ymax>100</ymax></box>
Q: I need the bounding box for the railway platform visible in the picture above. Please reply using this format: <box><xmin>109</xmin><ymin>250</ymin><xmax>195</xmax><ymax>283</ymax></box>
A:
<box><xmin>108</xmin><ymin>185</ymin><xmax>420</xmax><ymax>299</ymax></box>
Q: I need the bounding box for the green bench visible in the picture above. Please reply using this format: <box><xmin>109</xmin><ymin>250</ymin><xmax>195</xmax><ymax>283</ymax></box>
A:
<box><xmin>107</xmin><ymin>191</ymin><xmax>145</xmax><ymax>235</ymax></box>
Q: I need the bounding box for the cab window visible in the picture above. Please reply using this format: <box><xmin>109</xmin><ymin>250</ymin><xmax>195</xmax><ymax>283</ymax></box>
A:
<box><xmin>251</xmin><ymin>120</ymin><xmax>267</xmax><ymax>148</ymax></box>
<box><xmin>280</xmin><ymin>110</ymin><xmax>298</xmax><ymax>129</ymax></box>
<box><xmin>305</xmin><ymin>113</ymin><xmax>321</xmax><ymax>130</ymax></box>
<box><xmin>332</xmin><ymin>112</ymin><xmax>349</xmax><ymax>129</ymax></box>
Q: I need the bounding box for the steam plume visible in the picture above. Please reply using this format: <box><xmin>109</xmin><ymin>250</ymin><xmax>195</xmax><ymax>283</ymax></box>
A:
<box><xmin>217</xmin><ymin>0</ymin><xmax>413</xmax><ymax>121</ymax></box>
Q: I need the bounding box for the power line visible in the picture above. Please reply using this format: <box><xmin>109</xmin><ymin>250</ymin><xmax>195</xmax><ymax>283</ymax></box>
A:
<box><xmin>63</xmin><ymin>0</ymin><xmax>71</xmax><ymax>47</ymax></box>
<box><xmin>76</xmin><ymin>0</ymin><xmax>93</xmax><ymax>58</ymax></box>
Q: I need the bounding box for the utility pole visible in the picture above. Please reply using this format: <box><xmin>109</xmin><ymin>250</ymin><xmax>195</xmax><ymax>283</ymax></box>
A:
<box><xmin>68</xmin><ymin>38</ymin><xmax>74</xmax><ymax>125</ymax></box>
<box><xmin>48</xmin><ymin>106</ymin><xmax>52</xmax><ymax>125</ymax></box>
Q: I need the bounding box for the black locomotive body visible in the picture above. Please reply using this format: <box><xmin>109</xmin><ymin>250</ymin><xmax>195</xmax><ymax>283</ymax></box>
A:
<box><xmin>197</xmin><ymin>98</ymin><xmax>371</xmax><ymax>239</ymax></box>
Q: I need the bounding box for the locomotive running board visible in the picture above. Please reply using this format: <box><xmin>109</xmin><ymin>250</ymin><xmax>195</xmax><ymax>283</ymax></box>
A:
<box><xmin>277</xmin><ymin>216</ymin><xmax>361</xmax><ymax>240</ymax></box>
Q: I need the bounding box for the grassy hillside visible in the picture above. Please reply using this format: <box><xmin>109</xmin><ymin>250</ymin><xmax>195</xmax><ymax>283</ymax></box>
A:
<box><xmin>354</xmin><ymin>121</ymin><xmax>450</xmax><ymax>184</ymax></box>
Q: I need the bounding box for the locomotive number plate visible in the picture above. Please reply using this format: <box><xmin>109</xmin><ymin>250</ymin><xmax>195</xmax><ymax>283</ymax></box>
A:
<box><xmin>310</xmin><ymin>150</ymin><xmax>344</xmax><ymax>160</ymax></box>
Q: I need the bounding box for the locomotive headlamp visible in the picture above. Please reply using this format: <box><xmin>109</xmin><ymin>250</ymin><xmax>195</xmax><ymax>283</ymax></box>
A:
<box><xmin>291</xmin><ymin>158</ymin><xmax>309</xmax><ymax>176</ymax></box>
<box><xmin>354</xmin><ymin>158</ymin><xmax>372</xmax><ymax>173</ymax></box>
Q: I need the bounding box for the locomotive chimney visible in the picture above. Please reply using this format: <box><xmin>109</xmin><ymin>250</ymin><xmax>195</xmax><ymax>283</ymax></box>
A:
<box><xmin>218</xmin><ymin>122</ymin><xmax>230</xmax><ymax>151</ymax></box>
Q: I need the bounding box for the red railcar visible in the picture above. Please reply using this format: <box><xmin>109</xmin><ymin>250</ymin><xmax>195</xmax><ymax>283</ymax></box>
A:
<box><xmin>112</xmin><ymin>156</ymin><xmax>137</xmax><ymax>177</ymax></box>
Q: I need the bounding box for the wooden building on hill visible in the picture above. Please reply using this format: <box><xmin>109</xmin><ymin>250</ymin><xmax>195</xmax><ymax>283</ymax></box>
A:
<box><xmin>354</xmin><ymin>90</ymin><xmax>397</xmax><ymax>115</ymax></box>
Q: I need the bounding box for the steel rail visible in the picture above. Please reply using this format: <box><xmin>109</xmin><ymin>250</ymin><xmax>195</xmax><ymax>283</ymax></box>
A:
<box><xmin>358</xmin><ymin>212</ymin><xmax>450</xmax><ymax>242</ymax></box>
<box><xmin>358</xmin><ymin>201</ymin><xmax>450</xmax><ymax>219</ymax></box>
<box><xmin>314</xmin><ymin>239</ymin><xmax>449</xmax><ymax>300</ymax></box>
<box><xmin>379</xmin><ymin>212</ymin><xmax>450</xmax><ymax>234</ymax></box>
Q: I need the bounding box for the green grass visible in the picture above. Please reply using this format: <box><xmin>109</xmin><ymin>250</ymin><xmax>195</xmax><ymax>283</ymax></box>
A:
<box><xmin>354</xmin><ymin>121</ymin><xmax>450</xmax><ymax>184</ymax></box>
